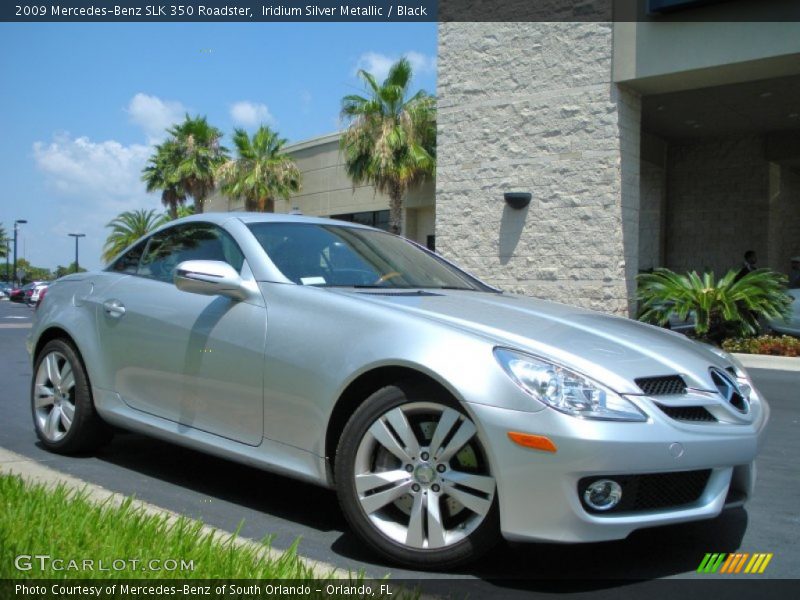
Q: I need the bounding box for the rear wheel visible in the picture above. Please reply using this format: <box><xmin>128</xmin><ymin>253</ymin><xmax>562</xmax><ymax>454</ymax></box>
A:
<box><xmin>335</xmin><ymin>382</ymin><xmax>500</xmax><ymax>569</ymax></box>
<box><xmin>32</xmin><ymin>339</ymin><xmax>112</xmax><ymax>454</ymax></box>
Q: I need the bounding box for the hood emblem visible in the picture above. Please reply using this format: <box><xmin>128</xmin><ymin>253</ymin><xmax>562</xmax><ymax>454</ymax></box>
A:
<box><xmin>709</xmin><ymin>367</ymin><xmax>748</xmax><ymax>414</ymax></box>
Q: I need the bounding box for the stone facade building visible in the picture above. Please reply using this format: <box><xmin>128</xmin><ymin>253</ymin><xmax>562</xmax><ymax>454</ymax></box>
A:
<box><xmin>212</xmin><ymin>6</ymin><xmax>800</xmax><ymax>317</ymax></box>
<box><xmin>437</xmin><ymin>11</ymin><xmax>800</xmax><ymax>316</ymax></box>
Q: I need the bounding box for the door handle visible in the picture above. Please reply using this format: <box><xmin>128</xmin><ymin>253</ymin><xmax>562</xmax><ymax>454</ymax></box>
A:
<box><xmin>103</xmin><ymin>299</ymin><xmax>126</xmax><ymax>318</ymax></box>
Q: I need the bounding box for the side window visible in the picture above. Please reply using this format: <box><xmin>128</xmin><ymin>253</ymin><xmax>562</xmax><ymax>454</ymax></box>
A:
<box><xmin>109</xmin><ymin>239</ymin><xmax>148</xmax><ymax>274</ymax></box>
<box><xmin>138</xmin><ymin>223</ymin><xmax>245</xmax><ymax>284</ymax></box>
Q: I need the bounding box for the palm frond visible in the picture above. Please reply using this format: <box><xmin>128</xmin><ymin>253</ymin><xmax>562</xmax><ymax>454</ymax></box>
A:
<box><xmin>637</xmin><ymin>267</ymin><xmax>792</xmax><ymax>342</ymax></box>
<box><xmin>339</xmin><ymin>57</ymin><xmax>436</xmax><ymax>234</ymax></box>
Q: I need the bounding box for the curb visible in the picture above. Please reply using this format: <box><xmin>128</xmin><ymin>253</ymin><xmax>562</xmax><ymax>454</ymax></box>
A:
<box><xmin>732</xmin><ymin>353</ymin><xmax>800</xmax><ymax>373</ymax></box>
<box><xmin>0</xmin><ymin>447</ymin><xmax>342</xmax><ymax>579</ymax></box>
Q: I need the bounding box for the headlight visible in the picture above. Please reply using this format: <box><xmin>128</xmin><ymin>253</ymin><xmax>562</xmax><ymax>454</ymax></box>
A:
<box><xmin>494</xmin><ymin>348</ymin><xmax>647</xmax><ymax>422</ymax></box>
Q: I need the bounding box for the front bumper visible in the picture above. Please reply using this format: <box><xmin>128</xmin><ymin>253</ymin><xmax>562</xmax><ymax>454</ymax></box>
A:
<box><xmin>465</xmin><ymin>390</ymin><xmax>769</xmax><ymax>543</ymax></box>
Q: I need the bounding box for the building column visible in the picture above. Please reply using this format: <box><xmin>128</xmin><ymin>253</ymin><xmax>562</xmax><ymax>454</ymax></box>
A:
<box><xmin>436</xmin><ymin>22</ymin><xmax>642</xmax><ymax>315</ymax></box>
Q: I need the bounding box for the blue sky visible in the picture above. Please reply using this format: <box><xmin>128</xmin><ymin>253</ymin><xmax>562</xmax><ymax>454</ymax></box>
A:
<box><xmin>0</xmin><ymin>22</ymin><xmax>437</xmax><ymax>272</ymax></box>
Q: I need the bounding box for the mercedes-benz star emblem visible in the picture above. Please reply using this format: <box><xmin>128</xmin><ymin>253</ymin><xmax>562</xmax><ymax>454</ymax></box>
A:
<box><xmin>709</xmin><ymin>367</ymin><xmax>749</xmax><ymax>413</ymax></box>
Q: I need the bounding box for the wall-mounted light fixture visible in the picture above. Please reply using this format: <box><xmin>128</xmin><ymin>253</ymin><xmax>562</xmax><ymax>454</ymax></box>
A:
<box><xmin>503</xmin><ymin>192</ymin><xmax>532</xmax><ymax>210</ymax></box>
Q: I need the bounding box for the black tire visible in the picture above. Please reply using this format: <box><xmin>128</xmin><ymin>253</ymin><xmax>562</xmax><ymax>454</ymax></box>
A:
<box><xmin>335</xmin><ymin>381</ymin><xmax>500</xmax><ymax>570</ymax></box>
<box><xmin>31</xmin><ymin>338</ymin><xmax>113</xmax><ymax>454</ymax></box>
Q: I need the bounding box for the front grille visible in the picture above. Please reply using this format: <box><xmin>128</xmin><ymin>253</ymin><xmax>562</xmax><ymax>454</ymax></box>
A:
<box><xmin>635</xmin><ymin>375</ymin><xmax>687</xmax><ymax>396</ymax></box>
<box><xmin>656</xmin><ymin>404</ymin><xmax>718</xmax><ymax>423</ymax></box>
<box><xmin>579</xmin><ymin>470</ymin><xmax>712</xmax><ymax>514</ymax></box>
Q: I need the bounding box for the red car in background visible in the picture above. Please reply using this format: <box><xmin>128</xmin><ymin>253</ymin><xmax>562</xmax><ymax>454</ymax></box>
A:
<box><xmin>9</xmin><ymin>282</ymin><xmax>48</xmax><ymax>304</ymax></box>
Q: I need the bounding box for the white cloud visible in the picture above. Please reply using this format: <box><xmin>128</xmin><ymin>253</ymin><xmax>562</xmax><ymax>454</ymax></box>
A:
<box><xmin>230</xmin><ymin>101</ymin><xmax>274</xmax><ymax>127</ymax></box>
<box><xmin>126</xmin><ymin>93</ymin><xmax>186</xmax><ymax>143</ymax></box>
<box><xmin>33</xmin><ymin>134</ymin><xmax>151</xmax><ymax>203</ymax></box>
<box><xmin>354</xmin><ymin>51</ymin><xmax>436</xmax><ymax>82</ymax></box>
<box><xmin>32</xmin><ymin>133</ymin><xmax>161</xmax><ymax>269</ymax></box>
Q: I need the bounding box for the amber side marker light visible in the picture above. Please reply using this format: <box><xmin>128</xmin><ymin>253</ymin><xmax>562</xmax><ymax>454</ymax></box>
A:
<box><xmin>507</xmin><ymin>432</ymin><xmax>557</xmax><ymax>453</ymax></box>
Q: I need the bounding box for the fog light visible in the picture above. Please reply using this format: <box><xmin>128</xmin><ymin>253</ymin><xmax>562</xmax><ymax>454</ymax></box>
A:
<box><xmin>584</xmin><ymin>479</ymin><xmax>622</xmax><ymax>511</ymax></box>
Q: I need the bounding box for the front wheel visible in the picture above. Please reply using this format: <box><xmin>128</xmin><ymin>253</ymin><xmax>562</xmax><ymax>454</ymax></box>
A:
<box><xmin>335</xmin><ymin>383</ymin><xmax>500</xmax><ymax>569</ymax></box>
<box><xmin>31</xmin><ymin>339</ymin><xmax>112</xmax><ymax>454</ymax></box>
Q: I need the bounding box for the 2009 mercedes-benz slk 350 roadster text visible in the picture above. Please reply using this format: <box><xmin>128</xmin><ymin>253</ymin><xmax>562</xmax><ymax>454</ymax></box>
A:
<box><xmin>28</xmin><ymin>213</ymin><xmax>768</xmax><ymax>568</ymax></box>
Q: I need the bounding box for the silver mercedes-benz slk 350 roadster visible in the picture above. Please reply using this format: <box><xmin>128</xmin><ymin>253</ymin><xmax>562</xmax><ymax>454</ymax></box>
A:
<box><xmin>28</xmin><ymin>213</ymin><xmax>768</xmax><ymax>568</ymax></box>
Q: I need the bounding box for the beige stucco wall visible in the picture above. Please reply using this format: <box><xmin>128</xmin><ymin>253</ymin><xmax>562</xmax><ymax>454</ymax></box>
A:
<box><xmin>614</xmin><ymin>18</ymin><xmax>800</xmax><ymax>95</ymax></box>
<box><xmin>436</xmin><ymin>22</ymin><xmax>641</xmax><ymax>315</ymax></box>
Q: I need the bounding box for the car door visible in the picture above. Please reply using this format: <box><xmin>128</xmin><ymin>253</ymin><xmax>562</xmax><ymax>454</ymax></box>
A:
<box><xmin>95</xmin><ymin>222</ymin><xmax>266</xmax><ymax>446</ymax></box>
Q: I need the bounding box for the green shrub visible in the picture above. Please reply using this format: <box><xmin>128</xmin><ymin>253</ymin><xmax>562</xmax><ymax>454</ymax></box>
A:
<box><xmin>637</xmin><ymin>268</ymin><xmax>792</xmax><ymax>344</ymax></box>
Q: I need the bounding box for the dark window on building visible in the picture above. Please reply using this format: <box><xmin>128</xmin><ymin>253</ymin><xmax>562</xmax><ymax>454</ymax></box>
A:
<box><xmin>331</xmin><ymin>210</ymin><xmax>390</xmax><ymax>231</ymax></box>
<box><xmin>426</xmin><ymin>235</ymin><xmax>436</xmax><ymax>252</ymax></box>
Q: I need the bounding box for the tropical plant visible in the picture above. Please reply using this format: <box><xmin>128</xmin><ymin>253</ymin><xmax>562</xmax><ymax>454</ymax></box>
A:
<box><xmin>142</xmin><ymin>115</ymin><xmax>228</xmax><ymax>215</ymax></box>
<box><xmin>340</xmin><ymin>57</ymin><xmax>436</xmax><ymax>234</ymax></box>
<box><xmin>102</xmin><ymin>209</ymin><xmax>168</xmax><ymax>263</ymax></box>
<box><xmin>171</xmin><ymin>204</ymin><xmax>196</xmax><ymax>220</ymax></box>
<box><xmin>0</xmin><ymin>223</ymin><xmax>8</xmax><ymax>259</ymax></box>
<box><xmin>637</xmin><ymin>268</ymin><xmax>792</xmax><ymax>343</ymax></box>
<box><xmin>217</xmin><ymin>126</ymin><xmax>301</xmax><ymax>212</ymax></box>
<box><xmin>142</xmin><ymin>139</ymin><xmax>187</xmax><ymax>218</ymax></box>
<box><xmin>14</xmin><ymin>259</ymin><xmax>52</xmax><ymax>282</ymax></box>
<box><xmin>168</xmin><ymin>115</ymin><xmax>228</xmax><ymax>213</ymax></box>
<box><xmin>54</xmin><ymin>263</ymin><xmax>87</xmax><ymax>279</ymax></box>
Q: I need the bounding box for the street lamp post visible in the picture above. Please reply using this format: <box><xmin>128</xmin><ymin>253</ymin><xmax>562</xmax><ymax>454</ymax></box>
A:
<box><xmin>68</xmin><ymin>233</ymin><xmax>86</xmax><ymax>273</ymax></box>
<box><xmin>4</xmin><ymin>239</ymin><xmax>10</xmax><ymax>283</ymax></box>
<box><xmin>12</xmin><ymin>219</ymin><xmax>27</xmax><ymax>286</ymax></box>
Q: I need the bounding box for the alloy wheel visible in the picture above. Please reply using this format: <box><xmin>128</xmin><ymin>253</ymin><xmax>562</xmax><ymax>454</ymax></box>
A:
<box><xmin>33</xmin><ymin>351</ymin><xmax>76</xmax><ymax>442</ymax></box>
<box><xmin>353</xmin><ymin>401</ymin><xmax>496</xmax><ymax>550</ymax></box>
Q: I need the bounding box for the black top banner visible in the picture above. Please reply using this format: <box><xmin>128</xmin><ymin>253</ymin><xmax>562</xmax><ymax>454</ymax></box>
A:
<box><xmin>3</xmin><ymin>0</ymin><xmax>800</xmax><ymax>22</ymax></box>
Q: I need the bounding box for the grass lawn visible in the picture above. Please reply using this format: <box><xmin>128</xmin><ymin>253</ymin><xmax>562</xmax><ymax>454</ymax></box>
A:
<box><xmin>0</xmin><ymin>473</ymin><xmax>331</xmax><ymax>580</ymax></box>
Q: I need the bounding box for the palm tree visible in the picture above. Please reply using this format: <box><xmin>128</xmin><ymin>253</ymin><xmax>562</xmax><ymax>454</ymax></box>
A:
<box><xmin>217</xmin><ymin>126</ymin><xmax>301</xmax><ymax>212</ymax></box>
<box><xmin>0</xmin><ymin>223</ymin><xmax>8</xmax><ymax>260</ymax></box>
<box><xmin>167</xmin><ymin>115</ymin><xmax>228</xmax><ymax>213</ymax></box>
<box><xmin>142</xmin><ymin>115</ymin><xmax>228</xmax><ymax>215</ymax></box>
<box><xmin>142</xmin><ymin>139</ymin><xmax>187</xmax><ymax>218</ymax></box>
<box><xmin>102</xmin><ymin>209</ymin><xmax>168</xmax><ymax>263</ymax></box>
<box><xmin>637</xmin><ymin>268</ymin><xmax>792</xmax><ymax>343</ymax></box>
<box><xmin>173</xmin><ymin>204</ymin><xmax>196</xmax><ymax>219</ymax></box>
<box><xmin>340</xmin><ymin>57</ymin><xmax>436</xmax><ymax>234</ymax></box>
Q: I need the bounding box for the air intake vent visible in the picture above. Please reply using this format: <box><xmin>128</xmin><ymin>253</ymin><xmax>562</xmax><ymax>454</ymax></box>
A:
<box><xmin>635</xmin><ymin>375</ymin><xmax>686</xmax><ymax>396</ymax></box>
<box><xmin>656</xmin><ymin>404</ymin><xmax>717</xmax><ymax>423</ymax></box>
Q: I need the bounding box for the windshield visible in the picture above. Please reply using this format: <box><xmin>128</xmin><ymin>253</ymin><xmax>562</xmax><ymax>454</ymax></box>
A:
<box><xmin>247</xmin><ymin>222</ymin><xmax>491</xmax><ymax>291</ymax></box>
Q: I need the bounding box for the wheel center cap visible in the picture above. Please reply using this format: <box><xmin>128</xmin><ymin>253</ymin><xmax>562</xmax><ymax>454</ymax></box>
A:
<box><xmin>414</xmin><ymin>463</ymin><xmax>435</xmax><ymax>485</ymax></box>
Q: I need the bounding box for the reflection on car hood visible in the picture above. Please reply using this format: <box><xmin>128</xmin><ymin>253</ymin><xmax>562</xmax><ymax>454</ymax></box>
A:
<box><xmin>332</xmin><ymin>288</ymin><xmax>723</xmax><ymax>394</ymax></box>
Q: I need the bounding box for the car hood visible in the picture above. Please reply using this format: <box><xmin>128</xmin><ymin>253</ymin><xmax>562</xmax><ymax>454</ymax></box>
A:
<box><xmin>331</xmin><ymin>288</ymin><xmax>724</xmax><ymax>395</ymax></box>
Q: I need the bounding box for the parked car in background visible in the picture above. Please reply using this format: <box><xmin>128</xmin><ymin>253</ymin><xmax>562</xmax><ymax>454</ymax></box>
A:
<box><xmin>28</xmin><ymin>214</ymin><xmax>769</xmax><ymax>569</ymax></box>
<box><xmin>768</xmin><ymin>289</ymin><xmax>800</xmax><ymax>337</ymax></box>
<box><xmin>9</xmin><ymin>284</ymin><xmax>29</xmax><ymax>303</ymax></box>
<box><xmin>0</xmin><ymin>281</ymin><xmax>13</xmax><ymax>298</ymax></box>
<box><xmin>28</xmin><ymin>282</ymin><xmax>49</xmax><ymax>305</ymax></box>
<box><xmin>10</xmin><ymin>281</ymin><xmax>47</xmax><ymax>304</ymax></box>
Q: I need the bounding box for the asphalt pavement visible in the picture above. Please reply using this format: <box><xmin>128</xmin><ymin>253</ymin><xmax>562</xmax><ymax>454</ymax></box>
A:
<box><xmin>0</xmin><ymin>298</ymin><xmax>797</xmax><ymax>595</ymax></box>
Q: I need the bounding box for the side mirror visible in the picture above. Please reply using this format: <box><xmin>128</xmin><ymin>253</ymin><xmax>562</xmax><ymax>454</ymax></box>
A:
<box><xmin>174</xmin><ymin>260</ymin><xmax>249</xmax><ymax>301</ymax></box>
